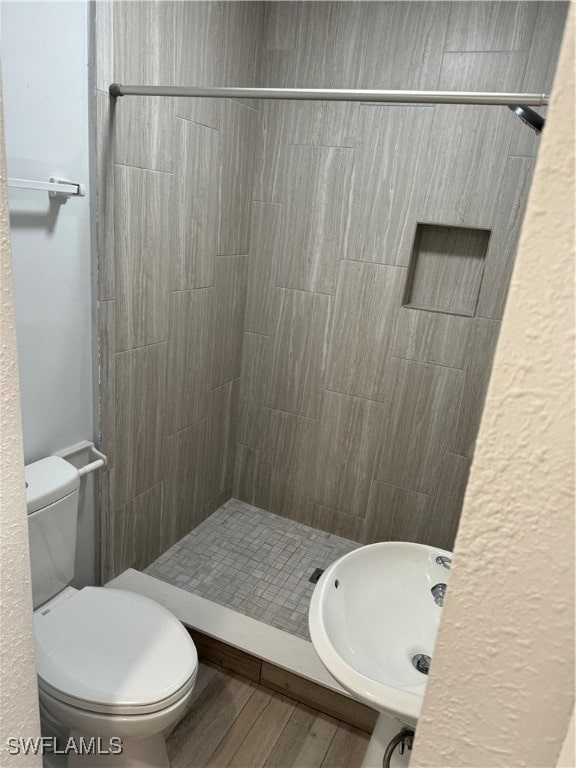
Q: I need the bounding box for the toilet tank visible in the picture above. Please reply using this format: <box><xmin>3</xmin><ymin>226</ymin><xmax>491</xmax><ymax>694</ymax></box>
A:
<box><xmin>25</xmin><ymin>457</ymin><xmax>81</xmax><ymax>609</ymax></box>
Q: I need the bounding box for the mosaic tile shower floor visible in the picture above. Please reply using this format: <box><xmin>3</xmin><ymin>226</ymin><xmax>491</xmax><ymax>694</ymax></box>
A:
<box><xmin>145</xmin><ymin>499</ymin><xmax>360</xmax><ymax>640</ymax></box>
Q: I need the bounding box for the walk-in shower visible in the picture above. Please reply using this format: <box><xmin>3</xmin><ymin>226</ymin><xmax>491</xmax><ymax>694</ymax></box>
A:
<box><xmin>95</xmin><ymin>0</ymin><xmax>568</xmax><ymax>671</ymax></box>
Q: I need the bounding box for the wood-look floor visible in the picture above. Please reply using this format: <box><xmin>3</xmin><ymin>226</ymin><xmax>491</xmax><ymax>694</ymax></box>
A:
<box><xmin>167</xmin><ymin>662</ymin><xmax>370</xmax><ymax>768</ymax></box>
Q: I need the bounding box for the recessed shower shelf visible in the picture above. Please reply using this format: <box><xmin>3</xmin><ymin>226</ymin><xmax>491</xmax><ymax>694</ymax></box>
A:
<box><xmin>403</xmin><ymin>223</ymin><xmax>491</xmax><ymax>317</ymax></box>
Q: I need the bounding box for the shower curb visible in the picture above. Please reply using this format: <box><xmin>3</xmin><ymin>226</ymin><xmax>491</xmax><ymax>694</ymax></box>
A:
<box><xmin>106</xmin><ymin>569</ymin><xmax>377</xmax><ymax>731</ymax></box>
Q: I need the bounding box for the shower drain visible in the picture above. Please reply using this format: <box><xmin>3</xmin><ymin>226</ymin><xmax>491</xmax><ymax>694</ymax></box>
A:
<box><xmin>309</xmin><ymin>568</ymin><xmax>325</xmax><ymax>584</ymax></box>
<box><xmin>412</xmin><ymin>653</ymin><xmax>431</xmax><ymax>675</ymax></box>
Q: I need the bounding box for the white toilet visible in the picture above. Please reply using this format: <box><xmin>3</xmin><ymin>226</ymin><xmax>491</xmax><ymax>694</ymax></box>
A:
<box><xmin>26</xmin><ymin>456</ymin><xmax>198</xmax><ymax>767</ymax></box>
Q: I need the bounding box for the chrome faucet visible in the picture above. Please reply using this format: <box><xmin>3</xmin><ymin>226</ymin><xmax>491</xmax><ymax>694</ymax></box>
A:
<box><xmin>431</xmin><ymin>583</ymin><xmax>447</xmax><ymax>607</ymax></box>
<box><xmin>436</xmin><ymin>555</ymin><xmax>452</xmax><ymax>570</ymax></box>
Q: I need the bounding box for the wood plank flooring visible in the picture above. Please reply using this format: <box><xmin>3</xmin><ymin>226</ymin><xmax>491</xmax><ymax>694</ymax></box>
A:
<box><xmin>167</xmin><ymin>662</ymin><xmax>370</xmax><ymax>768</ymax></box>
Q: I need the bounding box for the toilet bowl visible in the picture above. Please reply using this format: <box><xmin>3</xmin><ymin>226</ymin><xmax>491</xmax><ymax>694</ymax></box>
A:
<box><xmin>26</xmin><ymin>457</ymin><xmax>198</xmax><ymax>767</ymax></box>
<box><xmin>34</xmin><ymin>586</ymin><xmax>197</xmax><ymax>767</ymax></box>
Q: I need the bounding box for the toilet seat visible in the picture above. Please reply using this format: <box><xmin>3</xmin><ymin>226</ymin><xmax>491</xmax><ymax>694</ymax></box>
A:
<box><xmin>34</xmin><ymin>587</ymin><xmax>198</xmax><ymax>716</ymax></box>
<box><xmin>38</xmin><ymin>672</ymin><xmax>196</xmax><ymax>716</ymax></box>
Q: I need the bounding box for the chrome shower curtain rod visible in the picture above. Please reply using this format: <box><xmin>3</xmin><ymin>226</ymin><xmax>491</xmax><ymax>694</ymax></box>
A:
<box><xmin>109</xmin><ymin>84</ymin><xmax>549</xmax><ymax>106</ymax></box>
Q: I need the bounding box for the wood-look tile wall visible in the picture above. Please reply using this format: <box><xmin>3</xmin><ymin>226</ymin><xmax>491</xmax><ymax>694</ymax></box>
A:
<box><xmin>95</xmin><ymin>2</ymin><xmax>568</xmax><ymax>579</ymax></box>
<box><xmin>233</xmin><ymin>1</ymin><xmax>568</xmax><ymax>551</ymax></box>
<box><xmin>94</xmin><ymin>1</ymin><xmax>261</xmax><ymax>580</ymax></box>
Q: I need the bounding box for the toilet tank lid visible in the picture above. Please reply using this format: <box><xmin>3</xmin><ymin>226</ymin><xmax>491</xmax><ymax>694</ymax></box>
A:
<box><xmin>25</xmin><ymin>457</ymin><xmax>80</xmax><ymax>515</ymax></box>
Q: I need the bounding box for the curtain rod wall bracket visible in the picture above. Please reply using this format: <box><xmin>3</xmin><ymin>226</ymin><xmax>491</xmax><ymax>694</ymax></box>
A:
<box><xmin>108</xmin><ymin>83</ymin><xmax>550</xmax><ymax>107</ymax></box>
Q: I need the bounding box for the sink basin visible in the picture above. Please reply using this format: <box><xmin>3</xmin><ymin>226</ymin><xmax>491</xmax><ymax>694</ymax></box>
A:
<box><xmin>308</xmin><ymin>541</ymin><xmax>451</xmax><ymax>725</ymax></box>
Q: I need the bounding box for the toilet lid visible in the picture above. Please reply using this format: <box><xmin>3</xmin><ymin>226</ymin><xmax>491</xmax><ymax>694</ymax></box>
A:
<box><xmin>34</xmin><ymin>587</ymin><xmax>198</xmax><ymax>714</ymax></box>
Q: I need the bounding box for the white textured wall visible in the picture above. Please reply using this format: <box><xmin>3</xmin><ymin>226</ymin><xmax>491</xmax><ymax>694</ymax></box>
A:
<box><xmin>0</xmin><ymin>86</ymin><xmax>42</xmax><ymax>767</ymax></box>
<box><xmin>412</xmin><ymin>7</ymin><xmax>574</xmax><ymax>767</ymax></box>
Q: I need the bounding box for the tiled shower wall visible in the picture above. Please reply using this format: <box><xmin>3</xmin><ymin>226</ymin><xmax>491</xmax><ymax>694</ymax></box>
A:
<box><xmin>94</xmin><ymin>2</ymin><xmax>262</xmax><ymax>580</ymax></box>
<box><xmin>95</xmin><ymin>1</ymin><xmax>568</xmax><ymax>581</ymax></box>
<box><xmin>233</xmin><ymin>2</ymin><xmax>568</xmax><ymax>548</ymax></box>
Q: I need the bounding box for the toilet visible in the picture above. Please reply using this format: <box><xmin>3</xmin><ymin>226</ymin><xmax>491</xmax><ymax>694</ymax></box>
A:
<box><xmin>26</xmin><ymin>456</ymin><xmax>198</xmax><ymax>767</ymax></box>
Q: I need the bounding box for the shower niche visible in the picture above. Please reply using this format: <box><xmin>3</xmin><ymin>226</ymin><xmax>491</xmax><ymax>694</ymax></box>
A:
<box><xmin>403</xmin><ymin>223</ymin><xmax>491</xmax><ymax>317</ymax></box>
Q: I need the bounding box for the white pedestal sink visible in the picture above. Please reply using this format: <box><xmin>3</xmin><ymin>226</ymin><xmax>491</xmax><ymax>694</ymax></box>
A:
<box><xmin>308</xmin><ymin>541</ymin><xmax>452</xmax><ymax>728</ymax></box>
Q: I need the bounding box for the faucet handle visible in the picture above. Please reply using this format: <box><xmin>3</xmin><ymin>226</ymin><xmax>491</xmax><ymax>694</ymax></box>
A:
<box><xmin>431</xmin><ymin>583</ymin><xmax>447</xmax><ymax>607</ymax></box>
<box><xmin>436</xmin><ymin>555</ymin><xmax>452</xmax><ymax>570</ymax></box>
